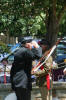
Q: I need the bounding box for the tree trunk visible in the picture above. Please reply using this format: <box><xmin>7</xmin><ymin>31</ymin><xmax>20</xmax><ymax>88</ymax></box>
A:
<box><xmin>46</xmin><ymin>9</ymin><xmax>59</xmax><ymax>47</ymax></box>
<box><xmin>45</xmin><ymin>7</ymin><xmax>59</xmax><ymax>58</ymax></box>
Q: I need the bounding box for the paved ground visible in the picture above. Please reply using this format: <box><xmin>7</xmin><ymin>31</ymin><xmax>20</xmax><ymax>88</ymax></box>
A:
<box><xmin>31</xmin><ymin>84</ymin><xmax>60</xmax><ymax>100</ymax></box>
<box><xmin>4</xmin><ymin>90</ymin><xmax>62</xmax><ymax>100</ymax></box>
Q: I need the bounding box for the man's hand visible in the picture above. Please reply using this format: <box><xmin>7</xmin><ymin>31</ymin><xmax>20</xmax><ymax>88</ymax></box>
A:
<box><xmin>31</xmin><ymin>69</ymin><xmax>47</xmax><ymax>77</ymax></box>
<box><xmin>31</xmin><ymin>41</ymin><xmax>39</xmax><ymax>48</ymax></box>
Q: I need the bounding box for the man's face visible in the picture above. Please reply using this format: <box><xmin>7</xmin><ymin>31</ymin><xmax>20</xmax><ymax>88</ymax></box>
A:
<box><xmin>25</xmin><ymin>43</ymin><xmax>32</xmax><ymax>50</ymax></box>
<box><xmin>40</xmin><ymin>44</ymin><xmax>47</xmax><ymax>51</ymax></box>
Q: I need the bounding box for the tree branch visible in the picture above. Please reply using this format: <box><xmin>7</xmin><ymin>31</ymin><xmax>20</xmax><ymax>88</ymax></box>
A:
<box><xmin>58</xmin><ymin>5</ymin><xmax>66</xmax><ymax>23</ymax></box>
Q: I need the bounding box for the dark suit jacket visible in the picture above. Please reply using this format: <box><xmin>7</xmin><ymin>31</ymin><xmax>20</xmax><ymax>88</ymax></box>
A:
<box><xmin>10</xmin><ymin>47</ymin><xmax>42</xmax><ymax>90</ymax></box>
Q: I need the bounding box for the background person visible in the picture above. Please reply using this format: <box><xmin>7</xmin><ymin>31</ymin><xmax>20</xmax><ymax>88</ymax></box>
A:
<box><xmin>58</xmin><ymin>68</ymin><xmax>66</xmax><ymax>82</ymax></box>
<box><xmin>63</xmin><ymin>68</ymin><xmax>66</xmax><ymax>75</ymax></box>
<box><xmin>10</xmin><ymin>38</ymin><xmax>42</xmax><ymax>100</ymax></box>
<box><xmin>0</xmin><ymin>58</ymin><xmax>11</xmax><ymax>83</ymax></box>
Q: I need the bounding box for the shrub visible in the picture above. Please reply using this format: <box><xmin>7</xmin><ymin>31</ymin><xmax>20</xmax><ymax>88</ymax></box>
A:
<box><xmin>0</xmin><ymin>41</ymin><xmax>10</xmax><ymax>53</ymax></box>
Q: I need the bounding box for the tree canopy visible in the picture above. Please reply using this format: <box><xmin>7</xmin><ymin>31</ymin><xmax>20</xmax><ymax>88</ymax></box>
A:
<box><xmin>0</xmin><ymin>0</ymin><xmax>66</xmax><ymax>44</ymax></box>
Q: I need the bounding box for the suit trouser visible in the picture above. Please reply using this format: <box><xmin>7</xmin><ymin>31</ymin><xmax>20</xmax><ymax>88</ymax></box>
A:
<box><xmin>39</xmin><ymin>86</ymin><xmax>49</xmax><ymax>100</ymax></box>
<box><xmin>15</xmin><ymin>87</ymin><xmax>31</xmax><ymax>100</ymax></box>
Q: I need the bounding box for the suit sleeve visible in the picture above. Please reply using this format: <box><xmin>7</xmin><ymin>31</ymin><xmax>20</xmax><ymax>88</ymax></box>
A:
<box><xmin>31</xmin><ymin>47</ymin><xmax>42</xmax><ymax>59</ymax></box>
<box><xmin>25</xmin><ymin>47</ymin><xmax>42</xmax><ymax>60</ymax></box>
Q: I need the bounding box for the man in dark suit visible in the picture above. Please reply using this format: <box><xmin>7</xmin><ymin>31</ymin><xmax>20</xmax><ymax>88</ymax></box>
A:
<box><xmin>10</xmin><ymin>38</ymin><xmax>42</xmax><ymax>100</ymax></box>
